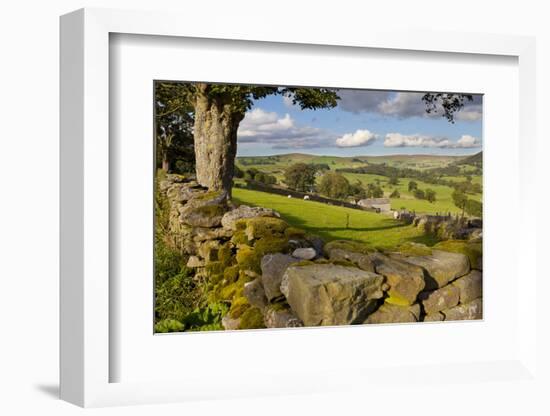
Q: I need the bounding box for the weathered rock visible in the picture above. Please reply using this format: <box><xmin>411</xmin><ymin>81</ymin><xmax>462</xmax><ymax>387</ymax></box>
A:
<box><xmin>260</xmin><ymin>253</ymin><xmax>301</xmax><ymax>301</ymax></box>
<box><xmin>292</xmin><ymin>247</ymin><xmax>317</xmax><ymax>260</ymax></box>
<box><xmin>221</xmin><ymin>205</ymin><xmax>280</xmax><ymax>231</ymax></box>
<box><xmin>452</xmin><ymin>270</ymin><xmax>482</xmax><ymax>303</ymax></box>
<box><xmin>392</xmin><ymin>249</ymin><xmax>470</xmax><ymax>289</ymax></box>
<box><xmin>366</xmin><ymin>302</ymin><xmax>421</xmax><ymax>324</ymax></box>
<box><xmin>197</xmin><ymin>240</ymin><xmax>222</xmax><ymax>262</ymax></box>
<box><xmin>442</xmin><ymin>298</ymin><xmax>483</xmax><ymax>321</ymax></box>
<box><xmin>281</xmin><ymin>264</ymin><xmax>384</xmax><ymax>326</ymax></box>
<box><xmin>420</xmin><ymin>285</ymin><xmax>460</xmax><ymax>314</ymax></box>
<box><xmin>180</xmin><ymin>190</ymin><xmax>229</xmax><ymax>228</ymax></box>
<box><xmin>186</xmin><ymin>255</ymin><xmax>204</xmax><ymax>268</ymax></box>
<box><xmin>243</xmin><ymin>279</ymin><xmax>268</xmax><ymax>309</ymax></box>
<box><xmin>180</xmin><ymin>204</ymin><xmax>226</xmax><ymax>228</ymax></box>
<box><xmin>305</xmin><ymin>235</ymin><xmax>325</xmax><ymax>256</ymax></box>
<box><xmin>327</xmin><ymin>248</ymin><xmax>375</xmax><ymax>272</ymax></box>
<box><xmin>370</xmin><ymin>252</ymin><xmax>425</xmax><ymax>305</ymax></box>
<box><xmin>433</xmin><ymin>240</ymin><xmax>482</xmax><ymax>271</ymax></box>
<box><xmin>243</xmin><ymin>216</ymin><xmax>289</xmax><ymax>240</ymax></box>
<box><xmin>192</xmin><ymin>227</ymin><xmax>233</xmax><ymax>242</ymax></box>
<box><xmin>424</xmin><ymin>312</ymin><xmax>445</xmax><ymax>322</ymax></box>
<box><xmin>468</xmin><ymin>229</ymin><xmax>483</xmax><ymax>243</ymax></box>
<box><xmin>221</xmin><ymin>315</ymin><xmax>240</xmax><ymax>330</ymax></box>
<box><xmin>264</xmin><ymin>305</ymin><xmax>303</xmax><ymax>328</ymax></box>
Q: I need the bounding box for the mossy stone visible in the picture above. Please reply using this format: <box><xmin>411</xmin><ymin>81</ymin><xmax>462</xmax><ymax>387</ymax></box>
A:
<box><xmin>324</xmin><ymin>240</ymin><xmax>370</xmax><ymax>255</ymax></box>
<box><xmin>396</xmin><ymin>242</ymin><xmax>433</xmax><ymax>256</ymax></box>
<box><xmin>284</xmin><ymin>227</ymin><xmax>306</xmax><ymax>239</ymax></box>
<box><xmin>242</xmin><ymin>216</ymin><xmax>289</xmax><ymax>240</ymax></box>
<box><xmin>433</xmin><ymin>240</ymin><xmax>482</xmax><ymax>270</ymax></box>
<box><xmin>238</xmin><ymin>307</ymin><xmax>266</xmax><ymax>329</ymax></box>
<box><xmin>228</xmin><ymin>296</ymin><xmax>251</xmax><ymax>319</ymax></box>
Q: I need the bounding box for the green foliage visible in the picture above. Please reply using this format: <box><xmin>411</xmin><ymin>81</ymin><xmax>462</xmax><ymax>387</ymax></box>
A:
<box><xmin>425</xmin><ymin>188</ymin><xmax>436</xmax><ymax>203</ymax></box>
<box><xmin>413</xmin><ymin>189</ymin><xmax>426</xmax><ymax>200</ymax></box>
<box><xmin>283</xmin><ymin>163</ymin><xmax>317</xmax><ymax>192</ymax></box>
<box><xmin>348</xmin><ymin>181</ymin><xmax>367</xmax><ymax>199</ymax></box>
<box><xmin>389</xmin><ymin>176</ymin><xmax>399</xmax><ymax>185</ymax></box>
<box><xmin>421</xmin><ymin>93</ymin><xmax>474</xmax><ymax>123</ymax></box>
<box><xmin>154</xmin><ymin>239</ymin><xmax>187</xmax><ymax>286</ymax></box>
<box><xmin>366</xmin><ymin>183</ymin><xmax>384</xmax><ymax>198</ymax></box>
<box><xmin>154</xmin><ymin>319</ymin><xmax>184</xmax><ymax>333</ymax></box>
<box><xmin>390</xmin><ymin>189</ymin><xmax>400</xmax><ymax>198</ymax></box>
<box><xmin>318</xmin><ymin>172</ymin><xmax>350</xmax><ymax>199</ymax></box>
<box><xmin>452</xmin><ymin>190</ymin><xmax>468</xmax><ymax>213</ymax></box>
<box><xmin>155</xmin><ymin>268</ymin><xmax>198</xmax><ymax>322</ymax></box>
<box><xmin>408</xmin><ymin>180</ymin><xmax>418</xmax><ymax>192</ymax></box>
<box><xmin>464</xmin><ymin>199</ymin><xmax>483</xmax><ymax>217</ymax></box>
<box><xmin>154</xmin><ymin>81</ymin><xmax>195</xmax><ymax>172</ymax></box>
<box><xmin>182</xmin><ymin>302</ymin><xmax>229</xmax><ymax>332</ymax></box>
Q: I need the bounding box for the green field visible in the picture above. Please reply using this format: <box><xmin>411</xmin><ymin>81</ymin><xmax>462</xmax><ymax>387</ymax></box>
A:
<box><xmin>237</xmin><ymin>153</ymin><xmax>482</xmax><ymax>215</ymax></box>
<box><xmin>232</xmin><ymin>188</ymin><xmax>439</xmax><ymax>250</ymax></box>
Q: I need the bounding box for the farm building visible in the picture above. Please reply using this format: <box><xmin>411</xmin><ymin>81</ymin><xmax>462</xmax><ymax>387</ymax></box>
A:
<box><xmin>357</xmin><ymin>198</ymin><xmax>391</xmax><ymax>212</ymax></box>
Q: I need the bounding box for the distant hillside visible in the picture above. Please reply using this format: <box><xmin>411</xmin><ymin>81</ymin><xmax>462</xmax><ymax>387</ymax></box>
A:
<box><xmin>456</xmin><ymin>152</ymin><xmax>482</xmax><ymax>168</ymax></box>
<box><xmin>237</xmin><ymin>153</ymin><xmax>462</xmax><ymax>171</ymax></box>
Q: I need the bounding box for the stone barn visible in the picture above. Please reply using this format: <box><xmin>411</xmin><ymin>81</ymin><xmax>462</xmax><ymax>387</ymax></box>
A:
<box><xmin>358</xmin><ymin>197</ymin><xmax>391</xmax><ymax>212</ymax></box>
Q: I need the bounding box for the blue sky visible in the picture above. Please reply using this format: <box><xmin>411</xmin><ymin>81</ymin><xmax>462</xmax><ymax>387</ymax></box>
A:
<box><xmin>236</xmin><ymin>89</ymin><xmax>483</xmax><ymax>157</ymax></box>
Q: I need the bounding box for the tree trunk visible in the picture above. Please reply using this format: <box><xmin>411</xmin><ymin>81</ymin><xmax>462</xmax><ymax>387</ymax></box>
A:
<box><xmin>193</xmin><ymin>84</ymin><xmax>244</xmax><ymax>194</ymax></box>
<box><xmin>161</xmin><ymin>154</ymin><xmax>170</xmax><ymax>172</ymax></box>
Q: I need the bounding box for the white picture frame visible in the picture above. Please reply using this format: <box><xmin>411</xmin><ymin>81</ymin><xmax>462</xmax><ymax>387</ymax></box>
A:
<box><xmin>60</xmin><ymin>7</ymin><xmax>540</xmax><ymax>408</ymax></box>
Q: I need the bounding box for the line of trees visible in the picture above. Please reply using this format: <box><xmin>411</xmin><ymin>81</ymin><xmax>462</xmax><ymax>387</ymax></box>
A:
<box><xmin>337</xmin><ymin>159</ymin><xmax>482</xmax><ymax>195</ymax></box>
<box><xmin>452</xmin><ymin>190</ymin><xmax>483</xmax><ymax>217</ymax></box>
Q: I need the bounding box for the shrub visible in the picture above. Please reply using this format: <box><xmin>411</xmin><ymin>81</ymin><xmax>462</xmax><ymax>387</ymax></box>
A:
<box><xmin>154</xmin><ymin>319</ymin><xmax>184</xmax><ymax>333</ymax></box>
<box><xmin>318</xmin><ymin>172</ymin><xmax>350</xmax><ymax>199</ymax></box>
<box><xmin>155</xmin><ymin>267</ymin><xmax>198</xmax><ymax>322</ymax></box>
<box><xmin>413</xmin><ymin>189</ymin><xmax>425</xmax><ymax>200</ymax></box>
<box><xmin>154</xmin><ymin>239</ymin><xmax>187</xmax><ymax>285</ymax></box>
<box><xmin>464</xmin><ymin>199</ymin><xmax>483</xmax><ymax>217</ymax></box>
<box><xmin>390</xmin><ymin>189</ymin><xmax>400</xmax><ymax>198</ymax></box>
<box><xmin>425</xmin><ymin>188</ymin><xmax>436</xmax><ymax>203</ymax></box>
<box><xmin>182</xmin><ymin>302</ymin><xmax>229</xmax><ymax>332</ymax></box>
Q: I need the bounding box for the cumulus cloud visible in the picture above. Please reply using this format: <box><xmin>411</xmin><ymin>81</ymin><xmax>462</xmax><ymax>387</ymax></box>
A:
<box><xmin>335</xmin><ymin>129</ymin><xmax>377</xmax><ymax>148</ymax></box>
<box><xmin>237</xmin><ymin>108</ymin><xmax>336</xmax><ymax>149</ymax></box>
<box><xmin>337</xmin><ymin>90</ymin><xmax>482</xmax><ymax>122</ymax></box>
<box><xmin>455</xmin><ymin>134</ymin><xmax>481</xmax><ymax>148</ymax></box>
<box><xmin>384</xmin><ymin>133</ymin><xmax>481</xmax><ymax>149</ymax></box>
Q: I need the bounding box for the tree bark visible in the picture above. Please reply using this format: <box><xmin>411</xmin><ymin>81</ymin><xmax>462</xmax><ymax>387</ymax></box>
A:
<box><xmin>161</xmin><ymin>154</ymin><xmax>170</xmax><ymax>172</ymax></box>
<box><xmin>193</xmin><ymin>84</ymin><xmax>244</xmax><ymax>193</ymax></box>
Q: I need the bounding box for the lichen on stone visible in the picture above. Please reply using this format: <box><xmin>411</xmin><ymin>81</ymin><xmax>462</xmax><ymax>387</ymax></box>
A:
<box><xmin>238</xmin><ymin>307</ymin><xmax>266</xmax><ymax>329</ymax></box>
<box><xmin>433</xmin><ymin>240</ymin><xmax>482</xmax><ymax>270</ymax></box>
<box><xmin>395</xmin><ymin>242</ymin><xmax>433</xmax><ymax>256</ymax></box>
<box><xmin>324</xmin><ymin>240</ymin><xmax>370</xmax><ymax>255</ymax></box>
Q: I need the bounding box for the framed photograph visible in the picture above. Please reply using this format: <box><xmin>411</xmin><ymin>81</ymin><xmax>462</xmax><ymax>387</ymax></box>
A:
<box><xmin>60</xmin><ymin>7</ymin><xmax>540</xmax><ymax>408</ymax></box>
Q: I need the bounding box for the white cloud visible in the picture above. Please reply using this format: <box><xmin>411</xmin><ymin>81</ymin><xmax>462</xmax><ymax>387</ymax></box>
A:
<box><xmin>384</xmin><ymin>133</ymin><xmax>481</xmax><ymax>149</ymax></box>
<box><xmin>237</xmin><ymin>108</ymin><xmax>336</xmax><ymax>149</ymax></box>
<box><xmin>455</xmin><ymin>134</ymin><xmax>481</xmax><ymax>148</ymax></box>
<box><xmin>335</xmin><ymin>129</ymin><xmax>377</xmax><ymax>147</ymax></box>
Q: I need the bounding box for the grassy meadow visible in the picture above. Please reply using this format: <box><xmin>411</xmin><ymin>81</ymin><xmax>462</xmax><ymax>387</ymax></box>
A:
<box><xmin>236</xmin><ymin>153</ymin><xmax>482</xmax><ymax>216</ymax></box>
<box><xmin>232</xmin><ymin>187</ymin><xmax>439</xmax><ymax>250</ymax></box>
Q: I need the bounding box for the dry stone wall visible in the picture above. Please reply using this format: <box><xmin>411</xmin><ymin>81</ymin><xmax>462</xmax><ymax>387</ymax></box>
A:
<box><xmin>159</xmin><ymin>174</ymin><xmax>483</xmax><ymax>331</ymax></box>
